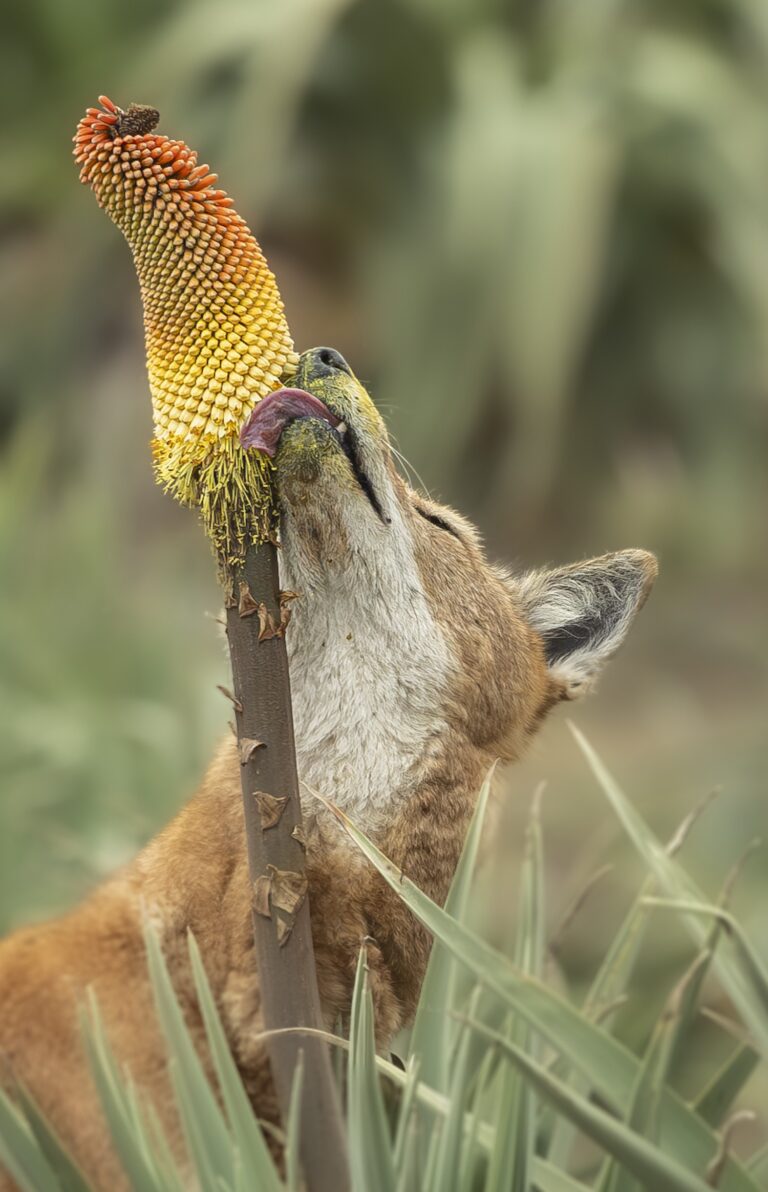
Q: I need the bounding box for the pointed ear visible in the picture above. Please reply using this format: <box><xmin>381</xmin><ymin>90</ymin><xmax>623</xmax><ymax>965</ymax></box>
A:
<box><xmin>517</xmin><ymin>550</ymin><xmax>658</xmax><ymax>698</ymax></box>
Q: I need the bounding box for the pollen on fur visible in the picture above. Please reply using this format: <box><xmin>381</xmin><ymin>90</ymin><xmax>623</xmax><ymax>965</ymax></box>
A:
<box><xmin>73</xmin><ymin>96</ymin><xmax>299</xmax><ymax>559</ymax></box>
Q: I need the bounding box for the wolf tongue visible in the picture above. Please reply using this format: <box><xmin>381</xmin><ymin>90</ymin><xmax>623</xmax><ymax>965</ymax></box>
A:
<box><xmin>240</xmin><ymin>388</ymin><xmax>341</xmax><ymax>456</ymax></box>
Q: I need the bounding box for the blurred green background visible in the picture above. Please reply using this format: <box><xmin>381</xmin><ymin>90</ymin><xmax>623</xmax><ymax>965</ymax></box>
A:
<box><xmin>1</xmin><ymin>0</ymin><xmax>767</xmax><ymax>1147</ymax></box>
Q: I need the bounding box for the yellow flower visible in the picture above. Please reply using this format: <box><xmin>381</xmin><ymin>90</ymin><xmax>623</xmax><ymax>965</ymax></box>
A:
<box><xmin>74</xmin><ymin>96</ymin><xmax>298</xmax><ymax>561</ymax></box>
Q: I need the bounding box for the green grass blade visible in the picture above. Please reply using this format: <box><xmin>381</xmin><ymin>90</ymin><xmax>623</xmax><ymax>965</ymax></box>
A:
<box><xmin>422</xmin><ymin>1114</ymin><xmax>441</xmax><ymax>1189</ymax></box>
<box><xmin>168</xmin><ymin>1063</ymin><xmax>224</xmax><ymax>1192</ymax></box>
<box><xmin>348</xmin><ymin>947</ymin><xmax>396</xmax><ymax>1192</ymax></box>
<box><xmin>483</xmin><ymin>1012</ymin><xmax>526</xmax><ymax>1192</ymax></box>
<box><xmin>519</xmin><ymin>785</ymin><xmax>546</xmax><ymax>980</ymax></box>
<box><xmin>186</xmin><ymin>931</ymin><xmax>282</xmax><ymax>1192</ymax></box>
<box><xmin>458</xmin><ymin>1042</ymin><xmax>493</xmax><ymax>1191</ymax></box>
<box><xmin>82</xmin><ymin>994</ymin><xmax>179</xmax><ymax>1192</ymax></box>
<box><xmin>598</xmin><ymin>950</ymin><xmax>711</xmax><ymax>1192</ymax></box>
<box><xmin>693</xmin><ymin>1043</ymin><xmax>761</xmax><ymax>1128</ymax></box>
<box><xmin>285</xmin><ymin>1050</ymin><xmax>304</xmax><ymax>1192</ymax></box>
<box><xmin>456</xmin><ymin>1104</ymin><xmax>481</xmax><ymax>1192</ymax></box>
<box><xmin>582</xmin><ymin>876</ymin><xmax>655</xmax><ymax>1024</ymax></box>
<box><xmin>125</xmin><ymin>1084</ymin><xmax>186</xmax><ymax>1192</ymax></box>
<box><xmin>394</xmin><ymin>1112</ymin><xmax>420</xmax><ymax>1192</ymax></box>
<box><xmin>0</xmin><ymin>1087</ymin><xmax>61</xmax><ymax>1192</ymax></box>
<box><xmin>393</xmin><ymin>1057</ymin><xmax>421</xmax><ymax>1175</ymax></box>
<box><xmin>641</xmin><ymin>898</ymin><xmax>768</xmax><ymax>1058</ymax></box>
<box><xmin>410</xmin><ymin>766</ymin><xmax>494</xmax><ymax>1094</ymax></box>
<box><xmin>407</xmin><ymin>769</ymin><xmax>493</xmax><ymax>1185</ymax></box>
<box><xmin>532</xmin><ymin>1163</ymin><xmax>595</xmax><ymax>1192</ymax></box>
<box><xmin>485</xmin><ymin>791</ymin><xmax>543</xmax><ymax>1192</ymax></box>
<box><xmin>431</xmin><ymin>989</ymin><xmax>481</xmax><ymax>1192</ymax></box>
<box><xmin>746</xmin><ymin>1143</ymin><xmax>768</xmax><ymax>1183</ymax></box>
<box><xmin>143</xmin><ymin>922</ymin><xmax>235</xmax><ymax>1191</ymax></box>
<box><xmin>12</xmin><ymin>1084</ymin><xmax>92</xmax><ymax>1192</ymax></box>
<box><xmin>681</xmin><ymin>875</ymin><xmax>761</xmax><ymax>1130</ymax></box>
<box><xmin>467</xmin><ymin>1018</ymin><xmax>714</xmax><ymax>1192</ymax></box>
<box><xmin>547</xmin><ymin>874</ymin><xmax>654</xmax><ymax>1169</ymax></box>
<box><xmin>320</xmin><ymin>795</ymin><xmax>759</xmax><ymax>1192</ymax></box>
<box><xmin>516</xmin><ymin>789</ymin><xmax>544</xmax><ymax>1176</ymax></box>
<box><xmin>571</xmin><ymin>725</ymin><xmax>768</xmax><ymax>1061</ymax></box>
<box><xmin>233</xmin><ymin>1153</ymin><xmax>248</xmax><ymax>1192</ymax></box>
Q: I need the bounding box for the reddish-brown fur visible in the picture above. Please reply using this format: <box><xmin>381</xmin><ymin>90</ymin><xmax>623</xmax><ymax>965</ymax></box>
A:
<box><xmin>0</xmin><ymin>354</ymin><xmax>655</xmax><ymax>1189</ymax></box>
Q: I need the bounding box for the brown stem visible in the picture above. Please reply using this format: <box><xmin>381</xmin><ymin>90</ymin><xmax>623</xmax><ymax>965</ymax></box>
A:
<box><xmin>225</xmin><ymin>541</ymin><xmax>349</xmax><ymax>1192</ymax></box>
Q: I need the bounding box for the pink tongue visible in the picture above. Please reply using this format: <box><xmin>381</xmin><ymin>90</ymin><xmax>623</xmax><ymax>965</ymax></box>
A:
<box><xmin>239</xmin><ymin>388</ymin><xmax>341</xmax><ymax>456</ymax></box>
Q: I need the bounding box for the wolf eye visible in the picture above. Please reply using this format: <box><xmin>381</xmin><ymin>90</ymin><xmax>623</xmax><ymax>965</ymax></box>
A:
<box><xmin>415</xmin><ymin>506</ymin><xmax>462</xmax><ymax>541</ymax></box>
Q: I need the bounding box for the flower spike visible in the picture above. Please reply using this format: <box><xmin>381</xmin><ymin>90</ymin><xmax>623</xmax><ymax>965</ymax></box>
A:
<box><xmin>74</xmin><ymin>97</ymin><xmax>299</xmax><ymax>560</ymax></box>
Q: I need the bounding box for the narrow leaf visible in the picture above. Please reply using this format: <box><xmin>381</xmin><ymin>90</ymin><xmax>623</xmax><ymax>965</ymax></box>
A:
<box><xmin>598</xmin><ymin>951</ymin><xmax>711</xmax><ymax>1192</ymax></box>
<box><xmin>187</xmin><ymin>931</ymin><xmax>282</xmax><ymax>1192</ymax></box>
<box><xmin>486</xmin><ymin>789</ymin><xmax>544</xmax><ymax>1192</ymax></box>
<box><xmin>0</xmin><ymin>1088</ymin><xmax>61</xmax><ymax>1192</ymax></box>
<box><xmin>410</xmin><ymin>766</ymin><xmax>494</xmax><ymax>1093</ymax></box>
<box><xmin>285</xmin><ymin>1050</ymin><xmax>304</xmax><ymax>1192</ymax></box>
<box><xmin>13</xmin><ymin>1084</ymin><xmax>92</xmax><ymax>1192</ymax></box>
<box><xmin>432</xmin><ymin>989</ymin><xmax>481</xmax><ymax>1192</ymax></box>
<box><xmin>347</xmin><ymin>947</ymin><xmax>396</xmax><ymax>1192</ymax></box>
<box><xmin>641</xmin><ymin>898</ymin><xmax>768</xmax><ymax>1058</ymax></box>
<box><xmin>746</xmin><ymin>1143</ymin><xmax>768</xmax><ymax>1183</ymax></box>
<box><xmin>393</xmin><ymin>1058</ymin><xmax>421</xmax><ymax>1173</ymax></box>
<box><xmin>694</xmin><ymin>1045</ymin><xmax>761</xmax><ymax>1128</ymax></box>
<box><xmin>143</xmin><ymin>922</ymin><xmax>235</xmax><ymax>1191</ymax></box>
<box><xmin>82</xmin><ymin>994</ymin><xmax>179</xmax><ymax>1192</ymax></box>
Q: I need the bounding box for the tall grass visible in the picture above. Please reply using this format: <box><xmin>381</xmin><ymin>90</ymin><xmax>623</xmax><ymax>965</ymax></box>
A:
<box><xmin>1</xmin><ymin>749</ymin><xmax>765</xmax><ymax>1189</ymax></box>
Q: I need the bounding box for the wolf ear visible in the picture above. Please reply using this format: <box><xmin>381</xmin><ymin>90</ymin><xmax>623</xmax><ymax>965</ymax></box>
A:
<box><xmin>518</xmin><ymin>550</ymin><xmax>658</xmax><ymax>698</ymax></box>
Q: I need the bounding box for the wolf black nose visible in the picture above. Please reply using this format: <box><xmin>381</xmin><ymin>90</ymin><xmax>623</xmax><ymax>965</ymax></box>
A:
<box><xmin>300</xmin><ymin>346</ymin><xmax>353</xmax><ymax>381</ymax></box>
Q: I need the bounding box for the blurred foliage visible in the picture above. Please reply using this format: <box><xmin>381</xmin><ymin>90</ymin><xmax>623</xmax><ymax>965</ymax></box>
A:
<box><xmin>0</xmin><ymin>0</ymin><xmax>766</xmax><ymax>1139</ymax></box>
<box><xmin>3</xmin><ymin>0</ymin><xmax>768</xmax><ymax>557</ymax></box>
<box><xmin>0</xmin><ymin>419</ymin><xmax>223</xmax><ymax>927</ymax></box>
